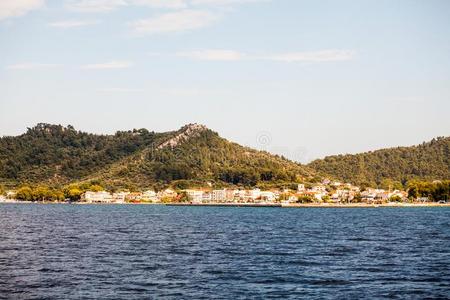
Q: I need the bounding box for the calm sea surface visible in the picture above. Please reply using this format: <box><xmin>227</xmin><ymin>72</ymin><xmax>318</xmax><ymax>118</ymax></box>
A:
<box><xmin>0</xmin><ymin>204</ymin><xmax>449</xmax><ymax>299</ymax></box>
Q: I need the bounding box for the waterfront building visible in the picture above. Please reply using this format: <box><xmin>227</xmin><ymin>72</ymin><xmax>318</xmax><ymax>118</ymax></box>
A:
<box><xmin>6</xmin><ymin>191</ymin><xmax>16</xmax><ymax>199</ymax></box>
<box><xmin>112</xmin><ymin>192</ymin><xmax>129</xmax><ymax>203</ymax></box>
<box><xmin>82</xmin><ymin>191</ymin><xmax>113</xmax><ymax>203</ymax></box>
<box><xmin>202</xmin><ymin>192</ymin><xmax>212</xmax><ymax>202</ymax></box>
<box><xmin>260</xmin><ymin>191</ymin><xmax>276</xmax><ymax>202</ymax></box>
<box><xmin>225</xmin><ymin>189</ymin><xmax>238</xmax><ymax>201</ymax></box>
<box><xmin>250</xmin><ymin>188</ymin><xmax>261</xmax><ymax>200</ymax></box>
<box><xmin>185</xmin><ymin>189</ymin><xmax>203</xmax><ymax>203</ymax></box>
<box><xmin>212</xmin><ymin>189</ymin><xmax>226</xmax><ymax>202</ymax></box>
<box><xmin>125</xmin><ymin>192</ymin><xmax>142</xmax><ymax>202</ymax></box>
<box><xmin>142</xmin><ymin>190</ymin><xmax>158</xmax><ymax>202</ymax></box>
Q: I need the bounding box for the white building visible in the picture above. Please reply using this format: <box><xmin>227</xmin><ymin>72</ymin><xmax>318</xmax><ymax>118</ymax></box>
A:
<box><xmin>6</xmin><ymin>191</ymin><xmax>16</xmax><ymax>199</ymax></box>
<box><xmin>185</xmin><ymin>189</ymin><xmax>203</xmax><ymax>203</ymax></box>
<box><xmin>212</xmin><ymin>189</ymin><xmax>226</xmax><ymax>202</ymax></box>
<box><xmin>311</xmin><ymin>185</ymin><xmax>327</xmax><ymax>193</ymax></box>
<box><xmin>82</xmin><ymin>191</ymin><xmax>113</xmax><ymax>203</ymax></box>
<box><xmin>142</xmin><ymin>190</ymin><xmax>158</xmax><ymax>202</ymax></box>
<box><xmin>260</xmin><ymin>191</ymin><xmax>276</xmax><ymax>202</ymax></box>
<box><xmin>225</xmin><ymin>189</ymin><xmax>238</xmax><ymax>201</ymax></box>
<box><xmin>202</xmin><ymin>192</ymin><xmax>212</xmax><ymax>202</ymax></box>
<box><xmin>249</xmin><ymin>188</ymin><xmax>261</xmax><ymax>200</ymax></box>
<box><xmin>112</xmin><ymin>192</ymin><xmax>129</xmax><ymax>203</ymax></box>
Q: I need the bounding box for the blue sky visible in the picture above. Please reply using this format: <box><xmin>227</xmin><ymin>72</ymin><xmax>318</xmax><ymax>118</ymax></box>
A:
<box><xmin>0</xmin><ymin>0</ymin><xmax>449</xmax><ymax>162</ymax></box>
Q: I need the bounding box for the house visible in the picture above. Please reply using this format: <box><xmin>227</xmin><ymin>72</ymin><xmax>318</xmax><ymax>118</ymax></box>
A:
<box><xmin>225</xmin><ymin>189</ymin><xmax>238</xmax><ymax>201</ymax></box>
<box><xmin>142</xmin><ymin>190</ymin><xmax>158</xmax><ymax>202</ymax></box>
<box><xmin>331</xmin><ymin>189</ymin><xmax>352</xmax><ymax>202</ymax></box>
<box><xmin>375</xmin><ymin>191</ymin><xmax>389</xmax><ymax>202</ymax></box>
<box><xmin>239</xmin><ymin>189</ymin><xmax>262</xmax><ymax>202</ymax></box>
<box><xmin>237</xmin><ymin>190</ymin><xmax>247</xmax><ymax>202</ymax></box>
<box><xmin>82</xmin><ymin>191</ymin><xmax>113</xmax><ymax>203</ymax></box>
<box><xmin>311</xmin><ymin>185</ymin><xmax>327</xmax><ymax>193</ymax></box>
<box><xmin>388</xmin><ymin>190</ymin><xmax>407</xmax><ymax>201</ymax></box>
<box><xmin>112</xmin><ymin>192</ymin><xmax>129</xmax><ymax>203</ymax></box>
<box><xmin>202</xmin><ymin>192</ymin><xmax>212</xmax><ymax>202</ymax></box>
<box><xmin>297</xmin><ymin>184</ymin><xmax>305</xmax><ymax>192</ymax></box>
<box><xmin>185</xmin><ymin>189</ymin><xmax>203</xmax><ymax>203</ymax></box>
<box><xmin>288</xmin><ymin>195</ymin><xmax>298</xmax><ymax>202</ymax></box>
<box><xmin>125</xmin><ymin>192</ymin><xmax>143</xmax><ymax>202</ymax></box>
<box><xmin>313</xmin><ymin>192</ymin><xmax>326</xmax><ymax>201</ymax></box>
<box><xmin>212</xmin><ymin>189</ymin><xmax>226</xmax><ymax>202</ymax></box>
<box><xmin>260</xmin><ymin>191</ymin><xmax>276</xmax><ymax>202</ymax></box>
<box><xmin>361</xmin><ymin>190</ymin><xmax>376</xmax><ymax>202</ymax></box>
<box><xmin>157</xmin><ymin>189</ymin><xmax>178</xmax><ymax>200</ymax></box>
<box><xmin>249</xmin><ymin>188</ymin><xmax>261</xmax><ymax>200</ymax></box>
<box><xmin>6</xmin><ymin>191</ymin><xmax>16</xmax><ymax>199</ymax></box>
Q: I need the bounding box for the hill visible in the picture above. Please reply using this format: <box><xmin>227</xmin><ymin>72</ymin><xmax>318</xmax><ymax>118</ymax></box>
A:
<box><xmin>0</xmin><ymin>123</ymin><xmax>313</xmax><ymax>189</ymax></box>
<box><xmin>308</xmin><ymin>137</ymin><xmax>450</xmax><ymax>188</ymax></box>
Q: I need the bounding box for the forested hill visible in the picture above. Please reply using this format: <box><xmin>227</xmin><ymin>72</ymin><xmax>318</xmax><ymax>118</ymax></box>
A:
<box><xmin>0</xmin><ymin>123</ymin><xmax>313</xmax><ymax>189</ymax></box>
<box><xmin>308</xmin><ymin>137</ymin><xmax>450</xmax><ymax>187</ymax></box>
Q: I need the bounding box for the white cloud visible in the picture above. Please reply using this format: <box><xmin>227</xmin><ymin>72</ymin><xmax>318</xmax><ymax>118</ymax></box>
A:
<box><xmin>80</xmin><ymin>61</ymin><xmax>133</xmax><ymax>69</ymax></box>
<box><xmin>264</xmin><ymin>50</ymin><xmax>355</xmax><ymax>63</ymax></box>
<box><xmin>130</xmin><ymin>0</ymin><xmax>187</xmax><ymax>9</ymax></box>
<box><xmin>48</xmin><ymin>19</ymin><xmax>100</xmax><ymax>28</ymax></box>
<box><xmin>65</xmin><ymin>0</ymin><xmax>267</xmax><ymax>12</ymax></box>
<box><xmin>130</xmin><ymin>9</ymin><xmax>218</xmax><ymax>34</ymax></box>
<box><xmin>6</xmin><ymin>63</ymin><xmax>62</xmax><ymax>70</ymax></box>
<box><xmin>97</xmin><ymin>87</ymin><xmax>144</xmax><ymax>92</ymax></box>
<box><xmin>0</xmin><ymin>0</ymin><xmax>44</xmax><ymax>21</ymax></box>
<box><xmin>177</xmin><ymin>49</ymin><xmax>243</xmax><ymax>61</ymax></box>
<box><xmin>164</xmin><ymin>87</ymin><xmax>204</xmax><ymax>97</ymax></box>
<box><xmin>174</xmin><ymin>49</ymin><xmax>355</xmax><ymax>63</ymax></box>
<box><xmin>190</xmin><ymin>0</ymin><xmax>267</xmax><ymax>6</ymax></box>
<box><xmin>66</xmin><ymin>0</ymin><xmax>127</xmax><ymax>13</ymax></box>
<box><xmin>65</xmin><ymin>0</ymin><xmax>192</xmax><ymax>12</ymax></box>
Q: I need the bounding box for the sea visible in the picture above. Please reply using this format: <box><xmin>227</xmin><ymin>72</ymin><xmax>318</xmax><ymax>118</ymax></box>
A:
<box><xmin>0</xmin><ymin>204</ymin><xmax>449</xmax><ymax>299</ymax></box>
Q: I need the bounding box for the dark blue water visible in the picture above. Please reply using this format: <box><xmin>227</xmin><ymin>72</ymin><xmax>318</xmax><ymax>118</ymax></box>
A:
<box><xmin>0</xmin><ymin>204</ymin><xmax>449</xmax><ymax>299</ymax></box>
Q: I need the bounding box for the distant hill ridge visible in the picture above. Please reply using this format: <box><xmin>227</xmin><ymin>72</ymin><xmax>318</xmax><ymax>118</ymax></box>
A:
<box><xmin>308</xmin><ymin>137</ymin><xmax>450</xmax><ymax>187</ymax></box>
<box><xmin>0</xmin><ymin>123</ymin><xmax>448</xmax><ymax>189</ymax></box>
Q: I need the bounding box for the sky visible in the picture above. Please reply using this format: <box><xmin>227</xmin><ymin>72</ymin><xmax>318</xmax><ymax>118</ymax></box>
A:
<box><xmin>0</xmin><ymin>0</ymin><xmax>449</xmax><ymax>163</ymax></box>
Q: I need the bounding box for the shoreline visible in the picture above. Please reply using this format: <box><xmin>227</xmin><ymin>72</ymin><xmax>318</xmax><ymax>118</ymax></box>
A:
<box><xmin>2</xmin><ymin>201</ymin><xmax>449</xmax><ymax>208</ymax></box>
<box><xmin>167</xmin><ymin>202</ymin><xmax>450</xmax><ymax>208</ymax></box>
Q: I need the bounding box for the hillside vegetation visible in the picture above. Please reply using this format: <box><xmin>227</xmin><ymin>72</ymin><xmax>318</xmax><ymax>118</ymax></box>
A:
<box><xmin>0</xmin><ymin>123</ymin><xmax>313</xmax><ymax>189</ymax></box>
<box><xmin>1</xmin><ymin>123</ymin><xmax>448</xmax><ymax>190</ymax></box>
<box><xmin>308</xmin><ymin>137</ymin><xmax>450</xmax><ymax>187</ymax></box>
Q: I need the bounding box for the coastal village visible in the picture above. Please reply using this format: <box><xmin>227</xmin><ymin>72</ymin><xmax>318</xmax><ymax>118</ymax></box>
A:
<box><xmin>78</xmin><ymin>179</ymin><xmax>411</xmax><ymax>204</ymax></box>
<box><xmin>1</xmin><ymin>179</ymin><xmax>413</xmax><ymax>205</ymax></box>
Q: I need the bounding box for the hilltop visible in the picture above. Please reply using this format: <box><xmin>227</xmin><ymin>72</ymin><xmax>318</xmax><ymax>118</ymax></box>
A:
<box><xmin>0</xmin><ymin>123</ymin><xmax>313</xmax><ymax>189</ymax></box>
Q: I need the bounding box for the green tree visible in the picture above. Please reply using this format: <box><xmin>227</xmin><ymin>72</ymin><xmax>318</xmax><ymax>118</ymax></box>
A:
<box><xmin>89</xmin><ymin>184</ymin><xmax>104</xmax><ymax>192</ymax></box>
<box><xmin>389</xmin><ymin>195</ymin><xmax>402</xmax><ymax>202</ymax></box>
<box><xmin>296</xmin><ymin>195</ymin><xmax>314</xmax><ymax>203</ymax></box>
<box><xmin>16</xmin><ymin>186</ymin><xmax>33</xmax><ymax>201</ymax></box>
<box><xmin>33</xmin><ymin>186</ymin><xmax>52</xmax><ymax>201</ymax></box>
<box><xmin>65</xmin><ymin>186</ymin><xmax>82</xmax><ymax>201</ymax></box>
